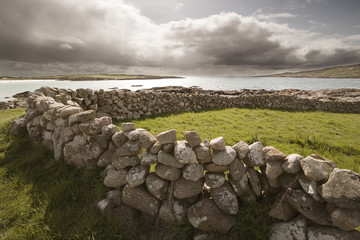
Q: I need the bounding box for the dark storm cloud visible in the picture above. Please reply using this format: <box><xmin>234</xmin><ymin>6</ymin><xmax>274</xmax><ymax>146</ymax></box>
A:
<box><xmin>0</xmin><ymin>0</ymin><xmax>359</xmax><ymax>76</ymax></box>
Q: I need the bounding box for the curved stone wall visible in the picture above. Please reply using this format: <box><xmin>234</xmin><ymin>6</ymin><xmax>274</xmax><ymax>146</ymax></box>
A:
<box><xmin>9</xmin><ymin>88</ymin><xmax>360</xmax><ymax>239</ymax></box>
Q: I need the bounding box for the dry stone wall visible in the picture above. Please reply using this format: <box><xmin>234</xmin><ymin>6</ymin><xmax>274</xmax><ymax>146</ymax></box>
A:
<box><xmin>9</xmin><ymin>87</ymin><xmax>360</xmax><ymax>239</ymax></box>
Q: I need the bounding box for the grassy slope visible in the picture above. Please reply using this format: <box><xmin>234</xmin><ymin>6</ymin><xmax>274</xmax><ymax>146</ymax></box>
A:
<box><xmin>1</xmin><ymin>108</ymin><xmax>359</xmax><ymax>239</ymax></box>
<box><xmin>0</xmin><ymin>74</ymin><xmax>180</xmax><ymax>81</ymax></box>
<box><xmin>264</xmin><ymin>64</ymin><xmax>360</xmax><ymax>78</ymax></box>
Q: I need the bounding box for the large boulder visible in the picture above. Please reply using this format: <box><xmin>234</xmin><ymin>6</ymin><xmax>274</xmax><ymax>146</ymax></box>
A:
<box><xmin>187</xmin><ymin>199</ymin><xmax>235</xmax><ymax>233</ymax></box>
<box><xmin>205</xmin><ymin>172</ymin><xmax>226</xmax><ymax>189</ymax></box>
<box><xmin>146</xmin><ymin>173</ymin><xmax>168</xmax><ymax>200</ymax></box>
<box><xmin>244</xmin><ymin>142</ymin><xmax>265</xmax><ymax>167</ymax></box>
<box><xmin>104</xmin><ymin>168</ymin><xmax>128</xmax><ymax>188</ymax></box>
<box><xmin>183</xmin><ymin>131</ymin><xmax>202</xmax><ymax>147</ymax></box>
<box><xmin>138</xmin><ymin>131</ymin><xmax>157</xmax><ymax>149</ymax></box>
<box><xmin>229</xmin><ymin>158</ymin><xmax>246</xmax><ymax>180</ymax></box>
<box><xmin>158</xmin><ymin>150</ymin><xmax>184</xmax><ymax>168</ymax></box>
<box><xmin>182</xmin><ymin>163</ymin><xmax>204</xmax><ymax>182</ymax></box>
<box><xmin>174</xmin><ymin>141</ymin><xmax>197</xmax><ymax>164</ymax></box>
<box><xmin>155</xmin><ymin>164</ymin><xmax>182</xmax><ymax>181</ymax></box>
<box><xmin>156</xmin><ymin>129</ymin><xmax>177</xmax><ymax>145</ymax></box>
<box><xmin>209</xmin><ymin>137</ymin><xmax>226</xmax><ymax>151</ymax></box>
<box><xmin>270</xmin><ymin>215</ymin><xmax>307</xmax><ymax>240</ymax></box>
<box><xmin>232</xmin><ymin>141</ymin><xmax>249</xmax><ymax>160</ymax></box>
<box><xmin>211</xmin><ymin>182</ymin><xmax>238</xmax><ymax>215</ymax></box>
<box><xmin>330</xmin><ymin>208</ymin><xmax>360</xmax><ymax>231</ymax></box>
<box><xmin>307</xmin><ymin>226</ymin><xmax>360</xmax><ymax>240</ymax></box>
<box><xmin>319</xmin><ymin>168</ymin><xmax>360</xmax><ymax>209</ymax></box>
<box><xmin>141</xmin><ymin>150</ymin><xmax>158</xmax><ymax>165</ymax></box>
<box><xmin>173</xmin><ymin>177</ymin><xmax>204</xmax><ymax>199</ymax></box>
<box><xmin>193</xmin><ymin>143</ymin><xmax>211</xmax><ymax>160</ymax></box>
<box><xmin>282</xmin><ymin>154</ymin><xmax>303</xmax><ymax>174</ymax></box>
<box><xmin>263</xmin><ymin>146</ymin><xmax>287</xmax><ymax>162</ymax></box>
<box><xmin>112</xmin><ymin>154</ymin><xmax>141</xmax><ymax>169</ymax></box>
<box><xmin>122</xmin><ymin>184</ymin><xmax>161</xmax><ymax>215</ymax></box>
<box><xmin>126</xmin><ymin>165</ymin><xmax>149</xmax><ymax>187</ymax></box>
<box><xmin>269</xmin><ymin>191</ymin><xmax>297</xmax><ymax>221</ymax></box>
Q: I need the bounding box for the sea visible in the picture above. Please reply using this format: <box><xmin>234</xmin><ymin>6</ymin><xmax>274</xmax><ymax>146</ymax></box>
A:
<box><xmin>1</xmin><ymin>76</ymin><xmax>359</xmax><ymax>101</ymax></box>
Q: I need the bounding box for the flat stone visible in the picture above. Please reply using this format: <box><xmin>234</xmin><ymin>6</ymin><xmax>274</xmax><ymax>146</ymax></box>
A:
<box><xmin>68</xmin><ymin>110</ymin><xmax>96</xmax><ymax>126</ymax></box>
<box><xmin>229</xmin><ymin>158</ymin><xmax>246</xmax><ymax>180</ymax></box>
<box><xmin>286</xmin><ymin>188</ymin><xmax>331</xmax><ymax>226</ymax></box>
<box><xmin>157</xmin><ymin>129</ymin><xmax>177</xmax><ymax>145</ymax></box>
<box><xmin>182</xmin><ymin>163</ymin><xmax>204</xmax><ymax>182</ymax></box>
<box><xmin>126</xmin><ymin>165</ymin><xmax>149</xmax><ymax>187</ymax></box>
<box><xmin>59</xmin><ymin>106</ymin><xmax>82</xmax><ymax>119</ymax></box>
<box><xmin>212</xmin><ymin>146</ymin><xmax>236</xmax><ymax>166</ymax></box>
<box><xmin>121</xmin><ymin>122</ymin><xmax>136</xmax><ymax>132</ymax></box>
<box><xmin>211</xmin><ymin>182</ymin><xmax>238</xmax><ymax>215</ymax></box>
<box><xmin>232</xmin><ymin>141</ymin><xmax>249</xmax><ymax>160</ymax></box>
<box><xmin>174</xmin><ymin>141</ymin><xmax>197</xmax><ymax>164</ymax></box>
<box><xmin>204</xmin><ymin>163</ymin><xmax>229</xmax><ymax>173</ymax></box>
<box><xmin>112</xmin><ymin>154</ymin><xmax>141</xmax><ymax>169</ymax></box>
<box><xmin>155</xmin><ymin>163</ymin><xmax>182</xmax><ymax>181</ymax></box>
<box><xmin>209</xmin><ymin>137</ymin><xmax>226</xmax><ymax>151</ymax></box>
<box><xmin>269</xmin><ymin>191</ymin><xmax>297</xmax><ymax>221</ymax></box>
<box><xmin>89</xmin><ymin>116</ymin><xmax>112</xmax><ymax>135</ymax></box>
<box><xmin>193</xmin><ymin>143</ymin><xmax>211</xmax><ymax>160</ymax></box>
<box><xmin>331</xmin><ymin>208</ymin><xmax>360</xmax><ymax>231</ymax></box>
<box><xmin>307</xmin><ymin>226</ymin><xmax>360</xmax><ymax>240</ymax></box>
<box><xmin>173</xmin><ymin>177</ymin><xmax>204</xmax><ymax>199</ymax></box>
<box><xmin>183</xmin><ymin>131</ymin><xmax>202</xmax><ymax>147</ymax></box>
<box><xmin>122</xmin><ymin>185</ymin><xmax>160</xmax><ymax>215</ymax></box>
<box><xmin>104</xmin><ymin>168</ymin><xmax>128</xmax><ymax>188</ymax></box>
<box><xmin>138</xmin><ymin>131</ymin><xmax>157</xmax><ymax>149</ymax></box>
<box><xmin>282</xmin><ymin>154</ymin><xmax>303</xmax><ymax>174</ymax></box>
<box><xmin>141</xmin><ymin>150</ymin><xmax>158</xmax><ymax>165</ymax></box>
<box><xmin>270</xmin><ymin>215</ymin><xmax>307</xmax><ymax>240</ymax></box>
<box><xmin>205</xmin><ymin>172</ymin><xmax>226</xmax><ymax>189</ymax></box>
<box><xmin>244</xmin><ymin>141</ymin><xmax>265</xmax><ymax>167</ymax></box>
<box><xmin>246</xmin><ymin>167</ymin><xmax>262</xmax><ymax>196</ymax></box>
<box><xmin>187</xmin><ymin>199</ymin><xmax>235</xmax><ymax>233</ymax></box>
<box><xmin>263</xmin><ymin>146</ymin><xmax>287</xmax><ymax>162</ymax></box>
<box><xmin>146</xmin><ymin>173</ymin><xmax>168</xmax><ymax>201</ymax></box>
<box><xmin>158</xmin><ymin>150</ymin><xmax>184</xmax><ymax>168</ymax></box>
<box><xmin>319</xmin><ymin>168</ymin><xmax>360</xmax><ymax>209</ymax></box>
<box><xmin>300</xmin><ymin>154</ymin><xmax>337</xmax><ymax>181</ymax></box>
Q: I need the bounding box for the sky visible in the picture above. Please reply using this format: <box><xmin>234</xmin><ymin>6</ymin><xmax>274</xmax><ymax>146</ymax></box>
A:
<box><xmin>0</xmin><ymin>0</ymin><xmax>359</xmax><ymax>76</ymax></box>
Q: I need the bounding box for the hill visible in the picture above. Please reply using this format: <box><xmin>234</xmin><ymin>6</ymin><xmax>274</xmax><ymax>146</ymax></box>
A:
<box><xmin>263</xmin><ymin>64</ymin><xmax>360</xmax><ymax>78</ymax></box>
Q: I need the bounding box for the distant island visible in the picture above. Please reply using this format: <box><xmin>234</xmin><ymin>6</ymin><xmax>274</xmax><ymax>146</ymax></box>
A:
<box><xmin>0</xmin><ymin>74</ymin><xmax>182</xmax><ymax>81</ymax></box>
<box><xmin>262</xmin><ymin>64</ymin><xmax>360</xmax><ymax>78</ymax></box>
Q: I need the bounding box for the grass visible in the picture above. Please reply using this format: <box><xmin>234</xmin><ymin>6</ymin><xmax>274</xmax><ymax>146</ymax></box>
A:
<box><xmin>0</xmin><ymin>107</ymin><xmax>359</xmax><ymax>239</ymax></box>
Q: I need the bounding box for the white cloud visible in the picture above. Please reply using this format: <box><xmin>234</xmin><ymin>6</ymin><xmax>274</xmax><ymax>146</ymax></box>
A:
<box><xmin>174</xmin><ymin>3</ymin><xmax>184</xmax><ymax>12</ymax></box>
<box><xmin>254</xmin><ymin>12</ymin><xmax>297</xmax><ymax>21</ymax></box>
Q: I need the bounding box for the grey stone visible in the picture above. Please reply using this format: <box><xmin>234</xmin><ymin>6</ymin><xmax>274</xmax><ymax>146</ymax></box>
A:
<box><xmin>319</xmin><ymin>168</ymin><xmax>360</xmax><ymax>209</ymax></box>
<box><xmin>182</xmin><ymin>163</ymin><xmax>204</xmax><ymax>182</ymax></box>
<box><xmin>122</xmin><ymin>184</ymin><xmax>160</xmax><ymax>215</ymax></box>
<box><xmin>157</xmin><ymin>129</ymin><xmax>177</xmax><ymax>144</ymax></box>
<box><xmin>10</xmin><ymin>117</ymin><xmax>27</xmax><ymax>135</ymax></box>
<box><xmin>121</xmin><ymin>122</ymin><xmax>136</xmax><ymax>132</ymax></box>
<box><xmin>112</xmin><ymin>154</ymin><xmax>141</xmax><ymax>169</ymax></box>
<box><xmin>107</xmin><ymin>189</ymin><xmax>122</xmax><ymax>206</ymax></box>
<box><xmin>244</xmin><ymin>141</ymin><xmax>265</xmax><ymax>167</ymax></box>
<box><xmin>282</xmin><ymin>154</ymin><xmax>303</xmax><ymax>174</ymax></box>
<box><xmin>209</xmin><ymin>137</ymin><xmax>226</xmax><ymax>151</ymax></box>
<box><xmin>79</xmin><ymin>120</ymin><xmax>93</xmax><ymax>134</ymax></box>
<box><xmin>278</xmin><ymin>173</ymin><xmax>301</xmax><ymax>189</ymax></box>
<box><xmin>104</xmin><ymin>168</ymin><xmax>128</xmax><ymax>188</ymax></box>
<box><xmin>97</xmin><ymin>199</ymin><xmax>115</xmax><ymax>217</ymax></box>
<box><xmin>158</xmin><ymin>150</ymin><xmax>184</xmax><ymax>168</ymax></box>
<box><xmin>155</xmin><ymin>163</ymin><xmax>182</xmax><ymax>181</ymax></box>
<box><xmin>266</xmin><ymin>160</ymin><xmax>284</xmax><ymax>179</ymax></box>
<box><xmin>162</xmin><ymin>143</ymin><xmax>175</xmax><ymax>152</ymax></box>
<box><xmin>138</xmin><ymin>131</ymin><xmax>157</xmax><ymax>149</ymax></box>
<box><xmin>269</xmin><ymin>191</ymin><xmax>297</xmax><ymax>221</ymax></box>
<box><xmin>193</xmin><ymin>143</ymin><xmax>211</xmax><ymax>160</ymax></box>
<box><xmin>174</xmin><ymin>141</ymin><xmax>197</xmax><ymax>164</ymax></box>
<box><xmin>211</xmin><ymin>182</ymin><xmax>238</xmax><ymax>215</ymax></box>
<box><xmin>150</xmin><ymin>141</ymin><xmax>162</xmax><ymax>154</ymax></box>
<box><xmin>212</xmin><ymin>146</ymin><xmax>236</xmax><ymax>166</ymax></box>
<box><xmin>267</xmin><ymin>176</ymin><xmax>281</xmax><ymax>189</ymax></box>
<box><xmin>59</xmin><ymin>106</ymin><xmax>82</xmax><ymax>119</ymax></box>
<box><xmin>229</xmin><ymin>174</ymin><xmax>250</xmax><ymax>197</ymax></box>
<box><xmin>126</xmin><ymin>165</ymin><xmax>149</xmax><ymax>187</ymax></box>
<box><xmin>300</xmin><ymin>155</ymin><xmax>337</xmax><ymax>182</ymax></box>
<box><xmin>232</xmin><ymin>141</ymin><xmax>249</xmax><ymax>160</ymax></box>
<box><xmin>270</xmin><ymin>215</ymin><xmax>307</xmax><ymax>240</ymax></box>
<box><xmin>331</xmin><ymin>208</ymin><xmax>360</xmax><ymax>231</ymax></box>
<box><xmin>286</xmin><ymin>188</ymin><xmax>331</xmax><ymax>226</ymax></box>
<box><xmin>126</xmin><ymin>129</ymin><xmax>144</xmax><ymax>141</ymax></box>
<box><xmin>263</xmin><ymin>146</ymin><xmax>287</xmax><ymax>162</ymax></box>
<box><xmin>229</xmin><ymin>157</ymin><xmax>246</xmax><ymax>180</ymax></box>
<box><xmin>101</xmin><ymin>124</ymin><xmax>119</xmax><ymax>140</ymax></box>
<box><xmin>141</xmin><ymin>150</ymin><xmax>158</xmax><ymax>165</ymax></box>
<box><xmin>298</xmin><ymin>174</ymin><xmax>322</xmax><ymax>202</ymax></box>
<box><xmin>187</xmin><ymin>199</ymin><xmax>235</xmax><ymax>233</ymax></box>
<box><xmin>307</xmin><ymin>226</ymin><xmax>360</xmax><ymax>240</ymax></box>
<box><xmin>204</xmin><ymin>163</ymin><xmax>229</xmax><ymax>173</ymax></box>
<box><xmin>173</xmin><ymin>177</ymin><xmax>204</xmax><ymax>199</ymax></box>
<box><xmin>146</xmin><ymin>173</ymin><xmax>168</xmax><ymax>200</ymax></box>
<box><xmin>116</xmin><ymin>140</ymin><xmax>142</xmax><ymax>157</ymax></box>
<box><xmin>246</xmin><ymin>167</ymin><xmax>262</xmax><ymax>196</ymax></box>
<box><xmin>97</xmin><ymin>150</ymin><xmax>113</xmax><ymax>167</ymax></box>
<box><xmin>89</xmin><ymin>116</ymin><xmax>112</xmax><ymax>135</ymax></box>
<box><xmin>68</xmin><ymin>110</ymin><xmax>96</xmax><ymax>126</ymax></box>
<box><xmin>205</xmin><ymin>172</ymin><xmax>226</xmax><ymax>189</ymax></box>
<box><xmin>159</xmin><ymin>200</ymin><xmax>189</xmax><ymax>223</ymax></box>
<box><xmin>111</xmin><ymin>131</ymin><xmax>129</xmax><ymax>148</ymax></box>
<box><xmin>183</xmin><ymin>131</ymin><xmax>201</xmax><ymax>147</ymax></box>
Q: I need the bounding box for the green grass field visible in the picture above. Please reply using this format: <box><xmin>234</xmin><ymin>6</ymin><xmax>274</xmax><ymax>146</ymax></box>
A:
<box><xmin>0</xmin><ymin>108</ymin><xmax>359</xmax><ymax>239</ymax></box>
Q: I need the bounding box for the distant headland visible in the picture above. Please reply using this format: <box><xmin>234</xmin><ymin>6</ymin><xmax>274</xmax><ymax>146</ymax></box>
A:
<box><xmin>262</xmin><ymin>64</ymin><xmax>360</xmax><ymax>78</ymax></box>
